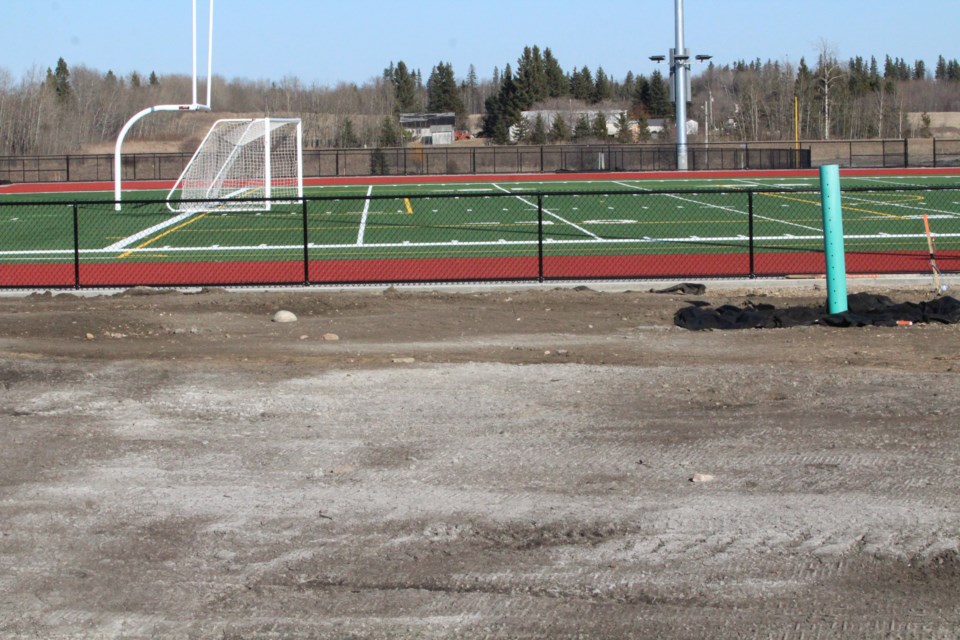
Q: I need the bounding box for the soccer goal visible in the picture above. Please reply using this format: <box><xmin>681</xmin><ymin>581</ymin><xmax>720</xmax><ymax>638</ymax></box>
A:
<box><xmin>166</xmin><ymin>117</ymin><xmax>304</xmax><ymax>213</ymax></box>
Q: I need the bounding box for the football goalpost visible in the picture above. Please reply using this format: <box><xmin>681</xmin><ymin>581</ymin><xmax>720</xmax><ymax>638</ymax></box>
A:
<box><xmin>113</xmin><ymin>0</ymin><xmax>214</xmax><ymax>211</ymax></box>
<box><xmin>166</xmin><ymin>117</ymin><xmax>304</xmax><ymax>213</ymax></box>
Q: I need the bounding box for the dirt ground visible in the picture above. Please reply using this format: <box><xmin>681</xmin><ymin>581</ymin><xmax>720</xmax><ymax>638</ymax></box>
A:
<box><xmin>1</xmin><ymin>281</ymin><xmax>958</xmax><ymax>639</ymax></box>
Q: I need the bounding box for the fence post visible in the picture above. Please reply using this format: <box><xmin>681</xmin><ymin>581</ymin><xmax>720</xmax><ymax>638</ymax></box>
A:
<box><xmin>72</xmin><ymin>202</ymin><xmax>81</xmax><ymax>289</ymax></box>
<box><xmin>537</xmin><ymin>193</ymin><xmax>544</xmax><ymax>282</ymax></box>
<box><xmin>903</xmin><ymin>138</ymin><xmax>909</xmax><ymax>168</ymax></box>
<box><xmin>301</xmin><ymin>197</ymin><xmax>310</xmax><ymax>285</ymax></box>
<box><xmin>748</xmin><ymin>191</ymin><xmax>755</xmax><ymax>278</ymax></box>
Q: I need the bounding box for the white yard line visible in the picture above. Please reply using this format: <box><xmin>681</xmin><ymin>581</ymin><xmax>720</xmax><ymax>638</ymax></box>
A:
<box><xmin>613</xmin><ymin>180</ymin><xmax>823</xmax><ymax>233</ymax></box>
<box><xmin>355</xmin><ymin>185</ymin><xmax>374</xmax><ymax>245</ymax></box>
<box><xmin>492</xmin><ymin>183</ymin><xmax>601</xmax><ymax>240</ymax></box>
<box><xmin>104</xmin><ymin>210</ymin><xmax>199</xmax><ymax>251</ymax></box>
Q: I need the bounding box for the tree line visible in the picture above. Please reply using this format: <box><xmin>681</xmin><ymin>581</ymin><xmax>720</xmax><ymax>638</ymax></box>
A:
<box><xmin>1</xmin><ymin>45</ymin><xmax>959</xmax><ymax>156</ymax></box>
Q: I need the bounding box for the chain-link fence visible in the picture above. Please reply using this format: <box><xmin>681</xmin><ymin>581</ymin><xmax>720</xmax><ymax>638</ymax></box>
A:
<box><xmin>1</xmin><ymin>185</ymin><xmax>957</xmax><ymax>289</ymax></box>
<box><xmin>6</xmin><ymin>139</ymin><xmax>960</xmax><ymax>185</ymax></box>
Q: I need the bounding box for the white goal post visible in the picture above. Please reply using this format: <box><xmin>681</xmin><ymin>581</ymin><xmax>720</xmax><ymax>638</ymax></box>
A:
<box><xmin>166</xmin><ymin>117</ymin><xmax>304</xmax><ymax>213</ymax></box>
<box><xmin>114</xmin><ymin>0</ymin><xmax>214</xmax><ymax>211</ymax></box>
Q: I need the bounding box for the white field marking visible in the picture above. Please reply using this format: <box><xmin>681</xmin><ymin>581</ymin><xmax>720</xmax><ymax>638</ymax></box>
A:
<box><xmin>843</xmin><ymin>194</ymin><xmax>960</xmax><ymax>218</ymax></box>
<box><xmin>853</xmin><ymin>176</ymin><xmax>922</xmax><ymax>187</ymax></box>
<box><xmin>614</xmin><ymin>180</ymin><xmax>823</xmax><ymax>233</ymax></box>
<box><xmin>613</xmin><ymin>180</ymin><xmax>650</xmax><ymax>191</ymax></box>
<box><xmin>104</xmin><ymin>210</ymin><xmax>200</xmax><ymax>251</ymax></box>
<box><xmin>492</xmin><ymin>183</ymin><xmax>601</xmax><ymax>240</ymax></box>
<box><xmin>355</xmin><ymin>185</ymin><xmax>374</xmax><ymax>245</ymax></box>
<box><xmin>584</xmin><ymin>220</ymin><xmax>639</xmax><ymax>225</ymax></box>
<box><xmin>10</xmin><ymin>231</ymin><xmax>959</xmax><ymax>259</ymax></box>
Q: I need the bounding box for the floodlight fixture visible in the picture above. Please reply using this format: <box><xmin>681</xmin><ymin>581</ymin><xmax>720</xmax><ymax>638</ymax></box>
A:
<box><xmin>649</xmin><ymin>55</ymin><xmax>666</xmax><ymax>63</ymax></box>
<box><xmin>696</xmin><ymin>54</ymin><xmax>713</xmax><ymax>62</ymax></box>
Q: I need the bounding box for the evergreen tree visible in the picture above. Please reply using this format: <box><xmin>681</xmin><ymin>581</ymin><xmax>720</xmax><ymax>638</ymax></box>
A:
<box><xmin>913</xmin><ymin>60</ymin><xmax>926</xmax><ymax>80</ymax></box>
<box><xmin>336</xmin><ymin>117</ymin><xmax>360</xmax><ymax>148</ymax></box>
<box><xmin>593</xmin><ymin>67</ymin><xmax>612</xmax><ymax>103</ymax></box>
<box><xmin>379</xmin><ymin>115</ymin><xmax>402</xmax><ymax>147</ymax></box>
<box><xmin>465</xmin><ymin>64</ymin><xmax>480</xmax><ymax>112</ymax></box>
<box><xmin>948</xmin><ymin>59</ymin><xmax>960</xmax><ymax>81</ymax></box>
<box><xmin>148</xmin><ymin>71</ymin><xmax>159</xmax><ymax>86</ymax></box>
<box><xmin>935</xmin><ymin>55</ymin><xmax>947</xmax><ymax>80</ymax></box>
<box><xmin>615</xmin><ymin>112</ymin><xmax>633</xmax><ymax>143</ymax></box>
<box><xmin>620</xmin><ymin>71</ymin><xmax>636</xmax><ymax>101</ymax></box>
<box><xmin>648</xmin><ymin>70</ymin><xmax>670</xmax><ymax>116</ymax></box>
<box><xmin>513</xmin><ymin>115</ymin><xmax>531</xmax><ymax>143</ymax></box>
<box><xmin>49</xmin><ymin>57</ymin><xmax>72</xmax><ymax>102</ymax></box>
<box><xmin>426</xmin><ymin>61</ymin><xmax>464</xmax><ymax>116</ymax></box>
<box><xmin>543</xmin><ymin>47</ymin><xmax>567</xmax><ymax>98</ymax></box>
<box><xmin>531</xmin><ymin>113</ymin><xmax>548</xmax><ymax>144</ymax></box>
<box><xmin>482</xmin><ymin>64</ymin><xmax>523</xmax><ymax>144</ymax></box>
<box><xmin>633</xmin><ymin>75</ymin><xmax>651</xmax><ymax>114</ymax></box>
<box><xmin>130</xmin><ymin>71</ymin><xmax>142</xmax><ymax>88</ymax></box>
<box><xmin>591</xmin><ymin>111</ymin><xmax>608</xmax><ymax>139</ymax></box>
<box><xmin>570</xmin><ymin>66</ymin><xmax>594</xmax><ymax>101</ymax></box>
<box><xmin>573</xmin><ymin>113</ymin><xmax>592</xmax><ymax>140</ymax></box>
<box><xmin>392</xmin><ymin>61</ymin><xmax>419</xmax><ymax>113</ymax></box>
<box><xmin>549</xmin><ymin>115</ymin><xmax>569</xmax><ymax>142</ymax></box>
<box><xmin>515</xmin><ymin>45</ymin><xmax>548</xmax><ymax>107</ymax></box>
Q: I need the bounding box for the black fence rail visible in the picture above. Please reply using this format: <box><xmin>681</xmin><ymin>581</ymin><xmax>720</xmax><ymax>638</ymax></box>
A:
<box><xmin>2</xmin><ymin>143</ymin><xmax>815</xmax><ymax>183</ymax></box>
<box><xmin>7</xmin><ymin>138</ymin><xmax>960</xmax><ymax>185</ymax></box>
<box><xmin>1</xmin><ymin>186</ymin><xmax>957</xmax><ymax>289</ymax></box>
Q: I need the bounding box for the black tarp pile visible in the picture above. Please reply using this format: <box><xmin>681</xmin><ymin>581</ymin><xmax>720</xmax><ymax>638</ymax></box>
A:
<box><xmin>674</xmin><ymin>292</ymin><xmax>960</xmax><ymax>330</ymax></box>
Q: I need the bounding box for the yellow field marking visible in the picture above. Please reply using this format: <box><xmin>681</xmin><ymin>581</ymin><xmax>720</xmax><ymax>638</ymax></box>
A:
<box><xmin>118</xmin><ymin>211</ymin><xmax>209</xmax><ymax>259</ymax></box>
<box><xmin>404</xmin><ymin>198</ymin><xmax>413</xmax><ymax>214</ymax></box>
<box><xmin>760</xmin><ymin>192</ymin><xmax>913</xmax><ymax>220</ymax></box>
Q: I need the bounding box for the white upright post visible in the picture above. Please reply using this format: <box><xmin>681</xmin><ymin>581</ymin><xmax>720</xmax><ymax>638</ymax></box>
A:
<box><xmin>114</xmin><ymin>0</ymin><xmax>213</xmax><ymax>211</ymax></box>
<box><xmin>206</xmin><ymin>0</ymin><xmax>214</xmax><ymax>108</ymax></box>
<box><xmin>191</xmin><ymin>0</ymin><xmax>198</xmax><ymax>106</ymax></box>
<box><xmin>264</xmin><ymin>118</ymin><xmax>272</xmax><ymax>202</ymax></box>
<box><xmin>295</xmin><ymin>119</ymin><xmax>304</xmax><ymax>198</ymax></box>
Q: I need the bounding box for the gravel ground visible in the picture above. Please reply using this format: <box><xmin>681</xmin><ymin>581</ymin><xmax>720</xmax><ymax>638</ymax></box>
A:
<box><xmin>1</xmin><ymin>282</ymin><xmax>958</xmax><ymax>639</ymax></box>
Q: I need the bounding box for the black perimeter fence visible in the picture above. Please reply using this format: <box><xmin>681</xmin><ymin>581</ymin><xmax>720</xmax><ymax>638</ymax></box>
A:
<box><xmin>3</xmin><ymin>138</ymin><xmax>960</xmax><ymax>185</ymax></box>
<box><xmin>8</xmin><ymin>143</ymin><xmax>811</xmax><ymax>183</ymax></box>
<box><xmin>1</xmin><ymin>185</ymin><xmax>957</xmax><ymax>290</ymax></box>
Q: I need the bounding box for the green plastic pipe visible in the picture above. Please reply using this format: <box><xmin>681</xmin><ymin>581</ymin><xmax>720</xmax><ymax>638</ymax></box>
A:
<box><xmin>819</xmin><ymin>164</ymin><xmax>848</xmax><ymax>314</ymax></box>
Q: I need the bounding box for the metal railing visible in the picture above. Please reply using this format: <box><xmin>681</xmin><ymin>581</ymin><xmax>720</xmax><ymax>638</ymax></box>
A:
<box><xmin>0</xmin><ymin>143</ymin><xmax>816</xmax><ymax>183</ymax></box>
<box><xmin>6</xmin><ymin>138</ymin><xmax>960</xmax><ymax>186</ymax></box>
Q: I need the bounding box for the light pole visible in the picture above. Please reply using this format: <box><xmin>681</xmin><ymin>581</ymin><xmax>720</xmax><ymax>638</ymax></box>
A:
<box><xmin>649</xmin><ymin>0</ymin><xmax>710</xmax><ymax>171</ymax></box>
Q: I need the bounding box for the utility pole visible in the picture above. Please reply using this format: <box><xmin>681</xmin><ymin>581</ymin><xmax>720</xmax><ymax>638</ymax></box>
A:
<box><xmin>650</xmin><ymin>0</ymin><xmax>709</xmax><ymax>171</ymax></box>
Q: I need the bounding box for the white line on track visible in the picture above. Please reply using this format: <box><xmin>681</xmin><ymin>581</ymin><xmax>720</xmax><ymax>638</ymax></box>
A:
<box><xmin>492</xmin><ymin>183</ymin><xmax>601</xmax><ymax>240</ymax></box>
<box><xmin>11</xmin><ymin>231</ymin><xmax>960</xmax><ymax>259</ymax></box>
<box><xmin>355</xmin><ymin>185</ymin><xmax>374</xmax><ymax>245</ymax></box>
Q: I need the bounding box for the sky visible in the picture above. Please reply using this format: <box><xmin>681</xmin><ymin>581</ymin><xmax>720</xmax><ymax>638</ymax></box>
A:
<box><xmin>1</xmin><ymin>0</ymin><xmax>958</xmax><ymax>88</ymax></box>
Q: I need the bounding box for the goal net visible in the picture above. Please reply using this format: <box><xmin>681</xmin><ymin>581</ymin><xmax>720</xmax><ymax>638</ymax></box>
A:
<box><xmin>167</xmin><ymin>118</ymin><xmax>303</xmax><ymax>213</ymax></box>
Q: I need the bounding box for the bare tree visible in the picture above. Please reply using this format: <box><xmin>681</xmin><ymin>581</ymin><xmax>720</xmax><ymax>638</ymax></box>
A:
<box><xmin>815</xmin><ymin>41</ymin><xmax>845</xmax><ymax>140</ymax></box>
